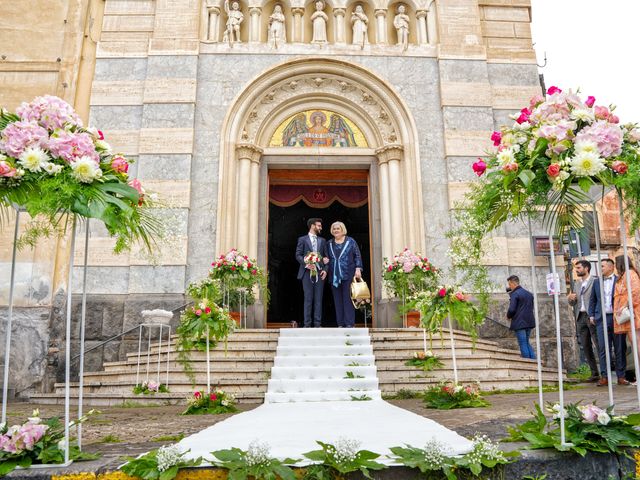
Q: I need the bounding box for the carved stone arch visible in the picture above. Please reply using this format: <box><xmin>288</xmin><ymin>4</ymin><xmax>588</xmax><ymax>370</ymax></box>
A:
<box><xmin>217</xmin><ymin>57</ymin><xmax>425</xmax><ymax>280</ymax></box>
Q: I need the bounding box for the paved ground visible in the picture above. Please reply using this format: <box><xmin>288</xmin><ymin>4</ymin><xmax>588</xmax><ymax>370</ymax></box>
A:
<box><xmin>5</xmin><ymin>383</ymin><xmax>639</xmax><ymax>458</ymax></box>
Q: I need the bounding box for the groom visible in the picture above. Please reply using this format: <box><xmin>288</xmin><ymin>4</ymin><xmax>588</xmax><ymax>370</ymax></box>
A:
<box><xmin>295</xmin><ymin>218</ymin><xmax>328</xmax><ymax>328</ymax></box>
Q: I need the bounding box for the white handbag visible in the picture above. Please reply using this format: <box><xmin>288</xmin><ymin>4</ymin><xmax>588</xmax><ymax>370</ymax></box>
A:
<box><xmin>616</xmin><ymin>306</ymin><xmax>631</xmax><ymax>325</ymax></box>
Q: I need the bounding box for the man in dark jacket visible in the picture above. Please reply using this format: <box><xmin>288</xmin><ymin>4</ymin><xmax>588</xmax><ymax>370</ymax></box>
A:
<box><xmin>506</xmin><ymin>275</ymin><xmax>537</xmax><ymax>359</ymax></box>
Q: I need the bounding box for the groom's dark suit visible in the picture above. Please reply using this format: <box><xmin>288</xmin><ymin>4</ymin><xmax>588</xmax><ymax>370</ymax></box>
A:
<box><xmin>295</xmin><ymin>234</ymin><xmax>328</xmax><ymax>327</ymax></box>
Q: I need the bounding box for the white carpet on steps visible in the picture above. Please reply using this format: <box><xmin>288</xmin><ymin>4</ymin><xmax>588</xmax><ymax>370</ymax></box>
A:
<box><xmin>175</xmin><ymin>327</ymin><xmax>473</xmax><ymax>462</ymax></box>
<box><xmin>178</xmin><ymin>400</ymin><xmax>473</xmax><ymax>464</ymax></box>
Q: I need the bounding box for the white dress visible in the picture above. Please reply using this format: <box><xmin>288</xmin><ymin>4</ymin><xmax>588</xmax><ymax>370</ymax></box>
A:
<box><xmin>311</xmin><ymin>11</ymin><xmax>328</xmax><ymax>43</ymax></box>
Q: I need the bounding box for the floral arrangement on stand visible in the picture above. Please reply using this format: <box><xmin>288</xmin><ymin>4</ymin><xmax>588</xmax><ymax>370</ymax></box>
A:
<box><xmin>382</xmin><ymin>248</ymin><xmax>439</xmax><ymax>299</ymax></box>
<box><xmin>211</xmin><ymin>440</ymin><xmax>298</xmax><ymax>480</ymax></box>
<box><xmin>423</xmin><ymin>382</ymin><xmax>490</xmax><ymax>410</ymax></box>
<box><xmin>410</xmin><ymin>286</ymin><xmax>484</xmax><ymax>342</ymax></box>
<box><xmin>302</xmin><ymin>438</ymin><xmax>386</xmax><ymax>480</ymax></box>
<box><xmin>181</xmin><ymin>389</ymin><xmax>237</xmax><ymax>415</ymax></box>
<box><xmin>405</xmin><ymin>350</ymin><xmax>444</xmax><ymax>372</ymax></box>
<box><xmin>390</xmin><ymin>434</ymin><xmax>518</xmax><ymax>479</ymax></box>
<box><xmin>0</xmin><ymin>409</ymin><xmax>99</xmax><ymax>476</ymax></box>
<box><xmin>209</xmin><ymin>248</ymin><xmax>269</xmax><ymax>311</ymax></box>
<box><xmin>0</xmin><ymin>95</ymin><xmax>161</xmax><ymax>252</ymax></box>
<box><xmin>133</xmin><ymin>380</ymin><xmax>169</xmax><ymax>395</ymax></box>
<box><xmin>120</xmin><ymin>445</ymin><xmax>203</xmax><ymax>480</ymax></box>
<box><xmin>505</xmin><ymin>402</ymin><xmax>640</xmax><ymax>456</ymax></box>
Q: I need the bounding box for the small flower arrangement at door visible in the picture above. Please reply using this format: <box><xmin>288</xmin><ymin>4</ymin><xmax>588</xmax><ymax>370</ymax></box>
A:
<box><xmin>0</xmin><ymin>95</ymin><xmax>161</xmax><ymax>252</ymax></box>
<box><xmin>382</xmin><ymin>248</ymin><xmax>439</xmax><ymax>298</ymax></box>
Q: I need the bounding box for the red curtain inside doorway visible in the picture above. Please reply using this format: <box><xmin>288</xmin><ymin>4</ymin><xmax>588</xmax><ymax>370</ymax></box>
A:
<box><xmin>269</xmin><ymin>185</ymin><xmax>368</xmax><ymax>208</ymax></box>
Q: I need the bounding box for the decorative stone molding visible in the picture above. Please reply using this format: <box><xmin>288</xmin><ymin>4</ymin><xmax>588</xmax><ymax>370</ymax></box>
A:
<box><xmin>236</xmin><ymin>143</ymin><xmax>264</xmax><ymax>163</ymax></box>
<box><xmin>375</xmin><ymin>144</ymin><xmax>404</xmax><ymax>164</ymax></box>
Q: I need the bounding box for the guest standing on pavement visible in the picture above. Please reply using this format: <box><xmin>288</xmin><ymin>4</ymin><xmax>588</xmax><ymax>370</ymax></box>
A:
<box><xmin>614</xmin><ymin>255</ymin><xmax>640</xmax><ymax>373</ymax></box>
<box><xmin>506</xmin><ymin>275</ymin><xmax>536</xmax><ymax>359</ymax></box>
<box><xmin>588</xmin><ymin>258</ymin><xmax>628</xmax><ymax>386</ymax></box>
<box><xmin>568</xmin><ymin>260</ymin><xmax>600</xmax><ymax>382</ymax></box>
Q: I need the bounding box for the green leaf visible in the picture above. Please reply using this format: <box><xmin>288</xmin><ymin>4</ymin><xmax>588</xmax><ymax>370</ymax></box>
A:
<box><xmin>159</xmin><ymin>465</ymin><xmax>179</xmax><ymax>480</ymax></box>
<box><xmin>518</xmin><ymin>169</ymin><xmax>536</xmax><ymax>187</ymax></box>
<box><xmin>0</xmin><ymin>459</ymin><xmax>18</xmax><ymax>476</ymax></box>
<box><xmin>98</xmin><ymin>182</ymin><xmax>140</xmax><ymax>204</ymax></box>
<box><xmin>578</xmin><ymin>176</ymin><xmax>593</xmax><ymax>192</ymax></box>
<box><xmin>302</xmin><ymin>450</ymin><xmax>326</xmax><ymax>462</ymax></box>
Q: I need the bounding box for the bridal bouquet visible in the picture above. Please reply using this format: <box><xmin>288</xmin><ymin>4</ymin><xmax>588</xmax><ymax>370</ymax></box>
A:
<box><xmin>304</xmin><ymin>251</ymin><xmax>322</xmax><ymax>279</ymax></box>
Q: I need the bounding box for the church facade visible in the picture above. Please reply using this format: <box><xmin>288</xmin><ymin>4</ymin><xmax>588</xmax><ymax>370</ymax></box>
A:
<box><xmin>2</xmin><ymin>0</ymin><xmax>561</xmax><ymax>394</ymax></box>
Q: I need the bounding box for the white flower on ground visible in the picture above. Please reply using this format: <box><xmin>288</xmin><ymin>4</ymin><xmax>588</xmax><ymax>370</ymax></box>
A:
<box><xmin>570</xmin><ymin>151</ymin><xmax>606</xmax><ymax>177</ymax></box>
<box><xmin>156</xmin><ymin>445</ymin><xmax>183</xmax><ymax>472</ymax></box>
<box><xmin>18</xmin><ymin>147</ymin><xmax>49</xmax><ymax>172</ymax></box>
<box><xmin>245</xmin><ymin>439</ymin><xmax>271</xmax><ymax>466</ymax></box>
<box><xmin>332</xmin><ymin>437</ymin><xmax>361</xmax><ymax>463</ymax></box>
<box><xmin>548</xmin><ymin>403</ymin><xmax>567</xmax><ymax>419</ymax></box>
<box><xmin>71</xmin><ymin>156</ymin><xmax>103</xmax><ymax>183</ymax></box>
<box><xmin>421</xmin><ymin>438</ymin><xmax>450</xmax><ymax>470</ymax></box>
<box><xmin>466</xmin><ymin>434</ymin><xmax>506</xmax><ymax>463</ymax></box>
<box><xmin>597</xmin><ymin>411</ymin><xmax>611</xmax><ymax>425</ymax></box>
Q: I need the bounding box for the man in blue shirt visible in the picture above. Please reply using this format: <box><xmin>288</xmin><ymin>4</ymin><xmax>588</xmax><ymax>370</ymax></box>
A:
<box><xmin>506</xmin><ymin>275</ymin><xmax>536</xmax><ymax>359</ymax></box>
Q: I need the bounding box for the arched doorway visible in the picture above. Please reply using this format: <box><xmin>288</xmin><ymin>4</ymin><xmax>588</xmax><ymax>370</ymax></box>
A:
<box><xmin>216</xmin><ymin>57</ymin><xmax>425</xmax><ymax>327</ymax></box>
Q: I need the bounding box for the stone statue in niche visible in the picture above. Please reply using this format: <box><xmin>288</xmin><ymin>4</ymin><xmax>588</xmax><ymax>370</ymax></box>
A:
<box><xmin>351</xmin><ymin>5</ymin><xmax>368</xmax><ymax>47</ymax></box>
<box><xmin>311</xmin><ymin>0</ymin><xmax>328</xmax><ymax>44</ymax></box>
<box><xmin>269</xmin><ymin>4</ymin><xmax>286</xmax><ymax>48</ymax></box>
<box><xmin>223</xmin><ymin>0</ymin><xmax>244</xmax><ymax>44</ymax></box>
<box><xmin>393</xmin><ymin>4</ymin><xmax>410</xmax><ymax>51</ymax></box>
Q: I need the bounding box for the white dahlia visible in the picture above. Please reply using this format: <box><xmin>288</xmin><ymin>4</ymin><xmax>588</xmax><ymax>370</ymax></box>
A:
<box><xmin>43</xmin><ymin>163</ymin><xmax>63</xmax><ymax>175</ymax></box>
<box><xmin>71</xmin><ymin>156</ymin><xmax>103</xmax><ymax>183</ymax></box>
<box><xmin>570</xmin><ymin>108</ymin><xmax>595</xmax><ymax>123</ymax></box>
<box><xmin>574</xmin><ymin>139</ymin><xmax>599</xmax><ymax>156</ymax></box>
<box><xmin>570</xmin><ymin>151</ymin><xmax>606</xmax><ymax>177</ymax></box>
<box><xmin>18</xmin><ymin>147</ymin><xmax>49</xmax><ymax>173</ymax></box>
<box><xmin>496</xmin><ymin>148</ymin><xmax>515</xmax><ymax>165</ymax></box>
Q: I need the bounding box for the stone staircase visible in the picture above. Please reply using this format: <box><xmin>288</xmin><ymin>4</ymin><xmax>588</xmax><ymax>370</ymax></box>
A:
<box><xmin>30</xmin><ymin>328</ymin><xmax>560</xmax><ymax>406</ymax></box>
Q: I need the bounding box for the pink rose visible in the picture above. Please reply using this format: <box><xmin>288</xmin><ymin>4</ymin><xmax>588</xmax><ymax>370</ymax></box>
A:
<box><xmin>585</xmin><ymin>96</ymin><xmax>596</xmax><ymax>108</ymax></box>
<box><xmin>111</xmin><ymin>155</ymin><xmax>129</xmax><ymax>173</ymax></box>
<box><xmin>438</xmin><ymin>288</ymin><xmax>447</xmax><ymax>297</ymax></box>
<box><xmin>472</xmin><ymin>158</ymin><xmax>487</xmax><ymax>176</ymax></box>
<box><xmin>0</xmin><ymin>161</ymin><xmax>17</xmax><ymax>177</ymax></box>
<box><xmin>612</xmin><ymin>161</ymin><xmax>628</xmax><ymax>174</ymax></box>
<box><xmin>546</xmin><ymin>163</ymin><xmax>561</xmax><ymax>177</ymax></box>
<box><xmin>490</xmin><ymin>131</ymin><xmax>502</xmax><ymax>146</ymax></box>
<box><xmin>594</xmin><ymin>105</ymin><xmax>610</xmax><ymax>120</ymax></box>
<box><xmin>454</xmin><ymin>292</ymin><xmax>466</xmax><ymax>301</ymax></box>
<box><xmin>609</xmin><ymin>115</ymin><xmax>620</xmax><ymax>124</ymax></box>
<box><xmin>129</xmin><ymin>178</ymin><xmax>144</xmax><ymax>195</ymax></box>
<box><xmin>195</xmin><ymin>309</ymin><xmax>202</xmax><ymax>316</ymax></box>
<box><xmin>502</xmin><ymin>162</ymin><xmax>518</xmax><ymax>173</ymax></box>
<box><xmin>547</xmin><ymin>86</ymin><xmax>562</xmax><ymax>95</ymax></box>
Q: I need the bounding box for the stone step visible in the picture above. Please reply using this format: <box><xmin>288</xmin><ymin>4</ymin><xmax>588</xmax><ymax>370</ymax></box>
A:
<box><xmin>271</xmin><ymin>365</ymin><xmax>377</xmax><ymax>379</ymax></box>
<box><xmin>29</xmin><ymin>391</ymin><xmax>264</xmax><ymax>406</ymax></box>
<box><xmin>103</xmin><ymin>356</ymin><xmax>275</xmax><ymax>371</ymax></box>
<box><xmin>264</xmin><ymin>390</ymin><xmax>382</xmax><ymax>403</ymax></box>
<box><xmin>278</xmin><ymin>328</ymin><xmax>370</xmax><ymax>337</ymax></box>
<box><xmin>275</xmin><ymin>345</ymin><xmax>373</xmax><ymax>356</ymax></box>
<box><xmin>267</xmin><ymin>378</ymin><xmax>380</xmax><ymax>393</ymax></box>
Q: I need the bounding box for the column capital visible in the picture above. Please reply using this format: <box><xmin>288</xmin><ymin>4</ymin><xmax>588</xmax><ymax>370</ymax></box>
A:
<box><xmin>291</xmin><ymin>7</ymin><xmax>305</xmax><ymax>15</ymax></box>
<box><xmin>207</xmin><ymin>5</ymin><xmax>221</xmax><ymax>14</ymax></box>
<box><xmin>374</xmin><ymin>8</ymin><xmax>387</xmax><ymax>17</ymax></box>
<box><xmin>375</xmin><ymin>144</ymin><xmax>403</xmax><ymax>164</ymax></box>
<box><xmin>416</xmin><ymin>9</ymin><xmax>427</xmax><ymax>19</ymax></box>
<box><xmin>333</xmin><ymin>7</ymin><xmax>346</xmax><ymax>16</ymax></box>
<box><xmin>249</xmin><ymin>6</ymin><xmax>262</xmax><ymax>15</ymax></box>
<box><xmin>236</xmin><ymin>143</ymin><xmax>263</xmax><ymax>163</ymax></box>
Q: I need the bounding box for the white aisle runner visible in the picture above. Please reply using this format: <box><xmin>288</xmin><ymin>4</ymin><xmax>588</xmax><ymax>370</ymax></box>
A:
<box><xmin>179</xmin><ymin>328</ymin><xmax>473</xmax><ymax>463</ymax></box>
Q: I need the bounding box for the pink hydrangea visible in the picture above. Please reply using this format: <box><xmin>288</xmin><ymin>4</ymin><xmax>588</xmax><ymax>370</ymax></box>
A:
<box><xmin>14</xmin><ymin>422</ymin><xmax>48</xmax><ymax>451</ymax></box>
<box><xmin>0</xmin><ymin>121</ymin><xmax>49</xmax><ymax>158</ymax></box>
<box><xmin>536</xmin><ymin>119</ymin><xmax>577</xmax><ymax>142</ymax></box>
<box><xmin>402</xmin><ymin>261</ymin><xmax>415</xmax><ymax>273</ymax></box>
<box><xmin>576</xmin><ymin>120</ymin><xmax>623</xmax><ymax>158</ymax></box>
<box><xmin>48</xmin><ymin>130</ymin><xmax>99</xmax><ymax>163</ymax></box>
<box><xmin>16</xmin><ymin>95</ymin><xmax>82</xmax><ymax>130</ymax></box>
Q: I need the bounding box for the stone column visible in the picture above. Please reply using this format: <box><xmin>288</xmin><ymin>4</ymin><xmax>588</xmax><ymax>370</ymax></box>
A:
<box><xmin>416</xmin><ymin>10</ymin><xmax>428</xmax><ymax>46</ymax></box>
<box><xmin>248</xmin><ymin>155</ymin><xmax>261</xmax><ymax>260</ymax></box>
<box><xmin>249</xmin><ymin>7</ymin><xmax>262</xmax><ymax>43</ymax></box>
<box><xmin>376</xmin><ymin>145</ymin><xmax>404</xmax><ymax>255</ymax></box>
<box><xmin>207</xmin><ymin>6</ymin><xmax>221</xmax><ymax>41</ymax></box>
<box><xmin>292</xmin><ymin>7</ymin><xmax>305</xmax><ymax>42</ymax></box>
<box><xmin>376</xmin><ymin>150</ymin><xmax>392</xmax><ymax>262</ymax></box>
<box><xmin>374</xmin><ymin>9</ymin><xmax>387</xmax><ymax>45</ymax></box>
<box><xmin>235</xmin><ymin>144</ymin><xmax>263</xmax><ymax>253</ymax></box>
<box><xmin>426</xmin><ymin>0</ymin><xmax>438</xmax><ymax>44</ymax></box>
<box><xmin>333</xmin><ymin>8</ymin><xmax>346</xmax><ymax>44</ymax></box>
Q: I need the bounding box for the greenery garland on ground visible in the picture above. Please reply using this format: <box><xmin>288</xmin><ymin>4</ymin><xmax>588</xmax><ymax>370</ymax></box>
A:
<box><xmin>423</xmin><ymin>382</ymin><xmax>490</xmax><ymax>410</ymax></box>
<box><xmin>302</xmin><ymin>439</ymin><xmax>386</xmax><ymax>480</ymax></box>
<box><xmin>211</xmin><ymin>441</ymin><xmax>297</xmax><ymax>480</ymax></box>
<box><xmin>505</xmin><ymin>402</ymin><xmax>640</xmax><ymax>456</ymax></box>
<box><xmin>120</xmin><ymin>446</ymin><xmax>202</xmax><ymax>480</ymax></box>
<box><xmin>0</xmin><ymin>409</ymin><xmax>99</xmax><ymax>476</ymax></box>
<box><xmin>0</xmin><ymin>95</ymin><xmax>161</xmax><ymax>252</ymax></box>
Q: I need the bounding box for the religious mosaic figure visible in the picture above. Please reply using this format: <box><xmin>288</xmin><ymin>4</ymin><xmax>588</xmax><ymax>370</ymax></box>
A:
<box><xmin>224</xmin><ymin>0</ymin><xmax>244</xmax><ymax>44</ymax></box>
<box><xmin>281</xmin><ymin>111</ymin><xmax>358</xmax><ymax>147</ymax></box>
<box><xmin>351</xmin><ymin>5</ymin><xmax>369</xmax><ymax>47</ymax></box>
<box><xmin>311</xmin><ymin>0</ymin><xmax>329</xmax><ymax>44</ymax></box>
<box><xmin>269</xmin><ymin>4</ymin><xmax>286</xmax><ymax>48</ymax></box>
<box><xmin>394</xmin><ymin>4</ymin><xmax>410</xmax><ymax>51</ymax></box>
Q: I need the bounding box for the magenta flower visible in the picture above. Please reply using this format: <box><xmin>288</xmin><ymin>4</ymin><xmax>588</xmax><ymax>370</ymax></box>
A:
<box><xmin>438</xmin><ymin>288</ymin><xmax>447</xmax><ymax>297</ymax></box>
<box><xmin>0</xmin><ymin>121</ymin><xmax>49</xmax><ymax>158</ymax></box>
<box><xmin>490</xmin><ymin>131</ymin><xmax>502</xmax><ymax>146</ymax></box>
<box><xmin>547</xmin><ymin>86</ymin><xmax>562</xmax><ymax>95</ymax></box>
<box><xmin>472</xmin><ymin>158</ymin><xmax>487</xmax><ymax>176</ymax></box>
<box><xmin>585</xmin><ymin>96</ymin><xmax>596</xmax><ymax>108</ymax></box>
